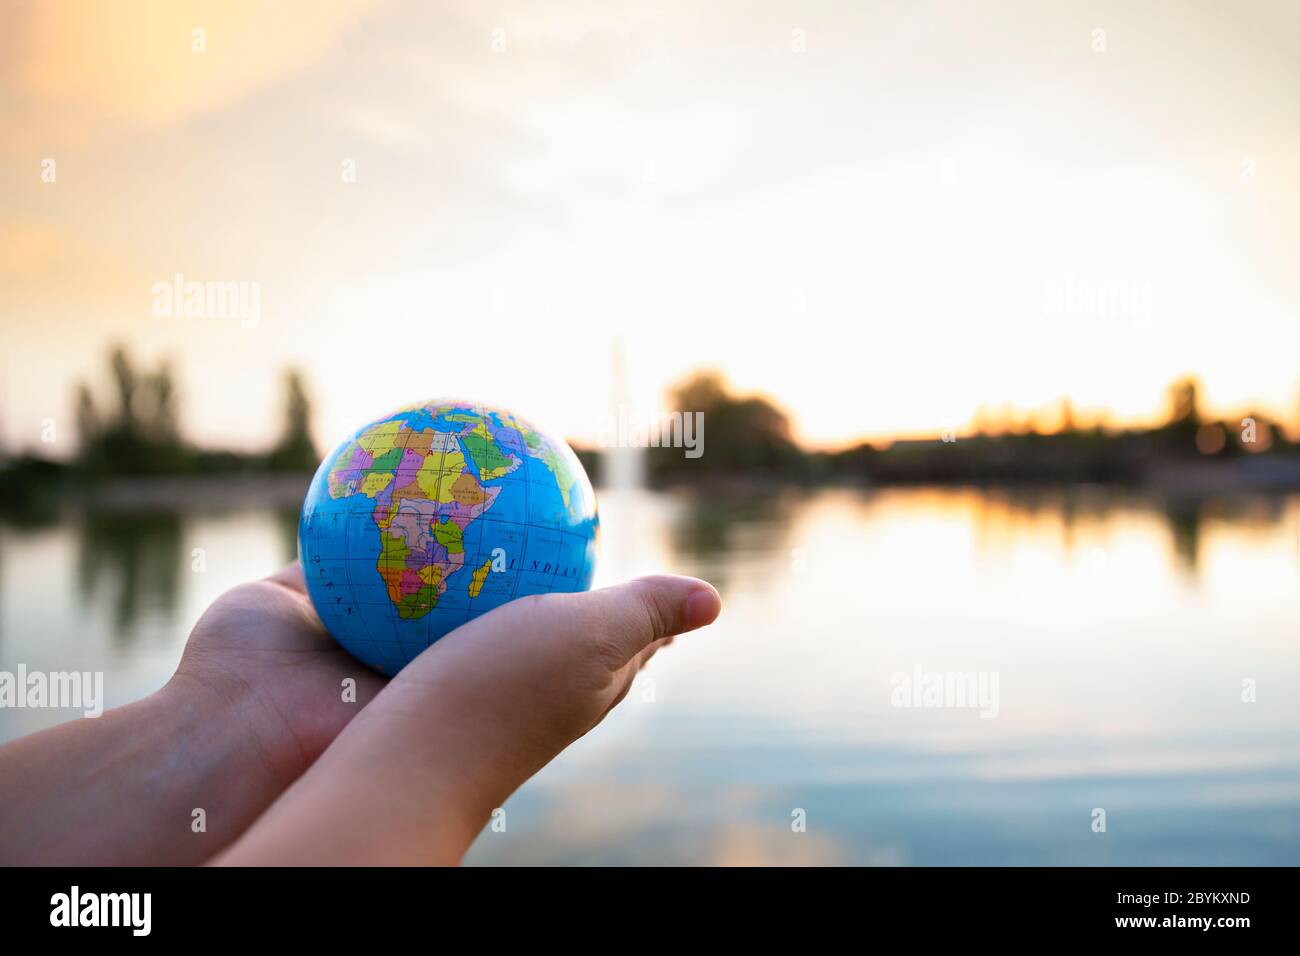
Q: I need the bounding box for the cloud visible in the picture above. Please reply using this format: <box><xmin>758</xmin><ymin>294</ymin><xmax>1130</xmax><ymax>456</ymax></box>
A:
<box><xmin>3</xmin><ymin>0</ymin><xmax>380</xmax><ymax>146</ymax></box>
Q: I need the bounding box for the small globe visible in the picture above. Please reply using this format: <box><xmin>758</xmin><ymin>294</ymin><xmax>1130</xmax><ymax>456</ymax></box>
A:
<box><xmin>299</xmin><ymin>399</ymin><xmax>599</xmax><ymax>673</ymax></box>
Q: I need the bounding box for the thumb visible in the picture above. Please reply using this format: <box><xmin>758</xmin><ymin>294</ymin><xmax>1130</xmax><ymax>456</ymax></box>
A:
<box><xmin>548</xmin><ymin>574</ymin><xmax>722</xmax><ymax>671</ymax></box>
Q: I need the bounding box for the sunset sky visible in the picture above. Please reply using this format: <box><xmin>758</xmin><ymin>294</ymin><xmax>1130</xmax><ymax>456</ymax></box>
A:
<box><xmin>3</xmin><ymin>0</ymin><xmax>1299</xmax><ymax>454</ymax></box>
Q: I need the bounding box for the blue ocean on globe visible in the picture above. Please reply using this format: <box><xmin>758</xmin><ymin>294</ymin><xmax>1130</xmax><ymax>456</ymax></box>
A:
<box><xmin>299</xmin><ymin>400</ymin><xmax>599</xmax><ymax>673</ymax></box>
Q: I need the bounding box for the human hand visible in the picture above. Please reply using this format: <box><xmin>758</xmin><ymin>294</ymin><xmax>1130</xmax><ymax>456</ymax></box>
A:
<box><xmin>173</xmin><ymin>563</ymin><xmax>387</xmax><ymax>785</ymax></box>
<box><xmin>0</xmin><ymin>563</ymin><xmax>385</xmax><ymax>865</ymax></box>
<box><xmin>216</xmin><ymin>574</ymin><xmax>722</xmax><ymax>865</ymax></box>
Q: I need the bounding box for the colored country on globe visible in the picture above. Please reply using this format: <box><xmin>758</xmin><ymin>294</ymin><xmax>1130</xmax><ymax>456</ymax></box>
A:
<box><xmin>299</xmin><ymin>400</ymin><xmax>599</xmax><ymax>673</ymax></box>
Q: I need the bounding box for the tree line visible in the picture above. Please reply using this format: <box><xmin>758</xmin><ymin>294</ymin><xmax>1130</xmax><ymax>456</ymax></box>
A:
<box><xmin>73</xmin><ymin>346</ymin><xmax>318</xmax><ymax>476</ymax></box>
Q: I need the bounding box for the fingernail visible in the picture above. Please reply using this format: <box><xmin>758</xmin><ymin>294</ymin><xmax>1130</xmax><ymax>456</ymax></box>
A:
<box><xmin>685</xmin><ymin>587</ymin><xmax>721</xmax><ymax>630</ymax></box>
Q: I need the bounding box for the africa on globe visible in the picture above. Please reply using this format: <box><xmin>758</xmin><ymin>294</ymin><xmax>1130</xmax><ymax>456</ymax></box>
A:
<box><xmin>299</xmin><ymin>400</ymin><xmax>599</xmax><ymax>673</ymax></box>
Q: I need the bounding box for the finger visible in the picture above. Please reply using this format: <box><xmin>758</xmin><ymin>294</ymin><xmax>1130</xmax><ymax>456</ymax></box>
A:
<box><xmin>562</xmin><ymin>574</ymin><xmax>721</xmax><ymax>669</ymax></box>
<box><xmin>633</xmin><ymin>634</ymin><xmax>676</xmax><ymax>672</ymax></box>
<box><xmin>253</xmin><ymin>564</ymin><xmax>329</xmax><ymax>637</ymax></box>
<box><xmin>594</xmin><ymin>635</ymin><xmax>673</xmax><ymax>724</ymax></box>
<box><xmin>265</xmin><ymin>562</ymin><xmax>309</xmax><ymax>595</ymax></box>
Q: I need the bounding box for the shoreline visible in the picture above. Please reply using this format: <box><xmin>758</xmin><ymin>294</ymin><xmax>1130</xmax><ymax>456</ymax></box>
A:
<box><xmin>5</xmin><ymin>457</ymin><xmax>1299</xmax><ymax>519</ymax></box>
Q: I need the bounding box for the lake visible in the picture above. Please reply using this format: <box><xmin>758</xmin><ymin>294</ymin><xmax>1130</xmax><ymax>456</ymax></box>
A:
<box><xmin>3</xmin><ymin>484</ymin><xmax>1298</xmax><ymax>865</ymax></box>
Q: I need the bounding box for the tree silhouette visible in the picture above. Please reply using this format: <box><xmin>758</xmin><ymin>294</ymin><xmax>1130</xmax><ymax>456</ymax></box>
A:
<box><xmin>267</xmin><ymin>369</ymin><xmax>319</xmax><ymax>471</ymax></box>
<box><xmin>76</xmin><ymin>346</ymin><xmax>186</xmax><ymax>475</ymax></box>
<box><xmin>646</xmin><ymin>370</ymin><xmax>802</xmax><ymax>480</ymax></box>
<box><xmin>1156</xmin><ymin>376</ymin><xmax>1202</xmax><ymax>455</ymax></box>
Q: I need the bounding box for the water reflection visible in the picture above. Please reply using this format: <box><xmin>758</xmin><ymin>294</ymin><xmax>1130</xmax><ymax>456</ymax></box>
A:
<box><xmin>13</xmin><ymin>502</ymin><xmax>304</xmax><ymax>647</ymax></box>
<box><xmin>664</xmin><ymin>485</ymin><xmax>802</xmax><ymax>590</ymax></box>
<box><xmin>76</xmin><ymin>510</ymin><xmax>184</xmax><ymax>642</ymax></box>
<box><xmin>2</xmin><ymin>485</ymin><xmax>1298</xmax><ymax>864</ymax></box>
<box><xmin>273</xmin><ymin>506</ymin><xmax>301</xmax><ymax>566</ymax></box>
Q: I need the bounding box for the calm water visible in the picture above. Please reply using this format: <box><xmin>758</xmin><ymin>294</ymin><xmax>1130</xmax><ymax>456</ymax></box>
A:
<box><xmin>3</xmin><ymin>486</ymin><xmax>1299</xmax><ymax>865</ymax></box>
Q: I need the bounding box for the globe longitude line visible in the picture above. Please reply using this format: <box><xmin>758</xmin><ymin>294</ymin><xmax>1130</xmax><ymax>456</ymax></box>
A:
<box><xmin>511</xmin><ymin>432</ymin><xmax>532</xmax><ymax>603</ymax></box>
<box><xmin>389</xmin><ymin>422</ymin><xmax>412</xmax><ymax>659</ymax></box>
<box><xmin>341</xmin><ymin>503</ymin><xmax>360</xmax><ymax>644</ymax></box>
<box><xmin>460</xmin><ymin>406</ymin><xmax>485</xmax><ymax>626</ymax></box>
<box><xmin>423</xmin><ymin>446</ymin><xmax>436</xmax><ymax>652</ymax></box>
<box><xmin>375</xmin><ymin>425</ymin><xmax>407</xmax><ymax>666</ymax></box>
<box><xmin>422</xmin><ymin>414</ymin><xmax>458</xmax><ymax>657</ymax></box>
<box><xmin>423</xmin><ymin>414</ymin><xmax>447</xmax><ymax>654</ymax></box>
